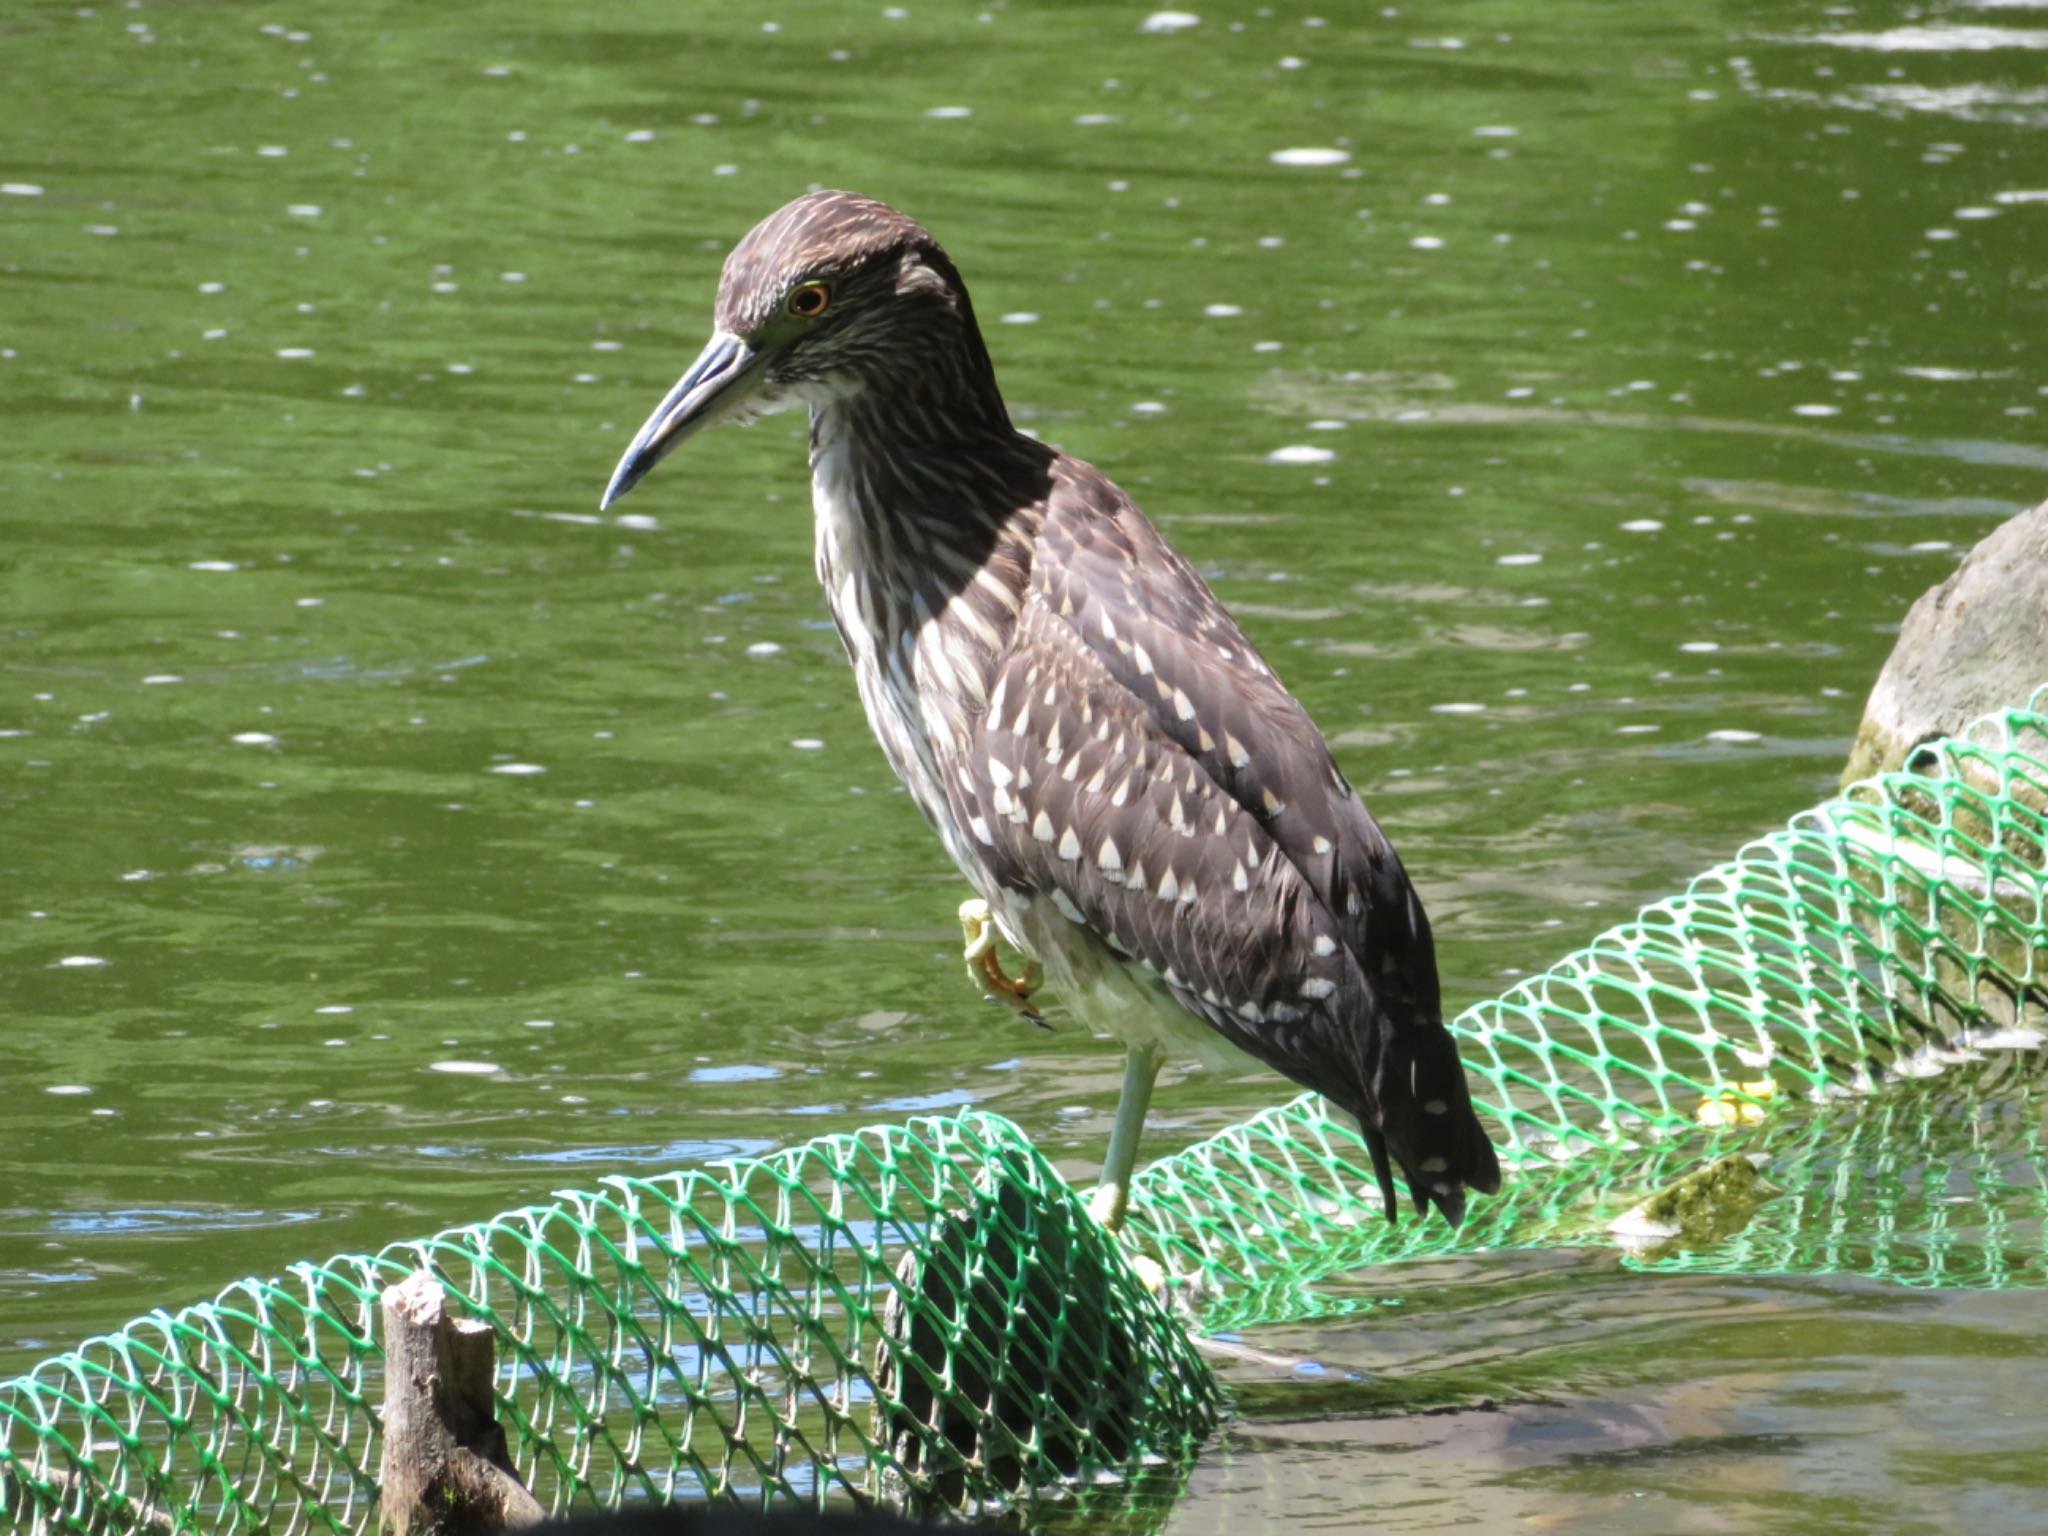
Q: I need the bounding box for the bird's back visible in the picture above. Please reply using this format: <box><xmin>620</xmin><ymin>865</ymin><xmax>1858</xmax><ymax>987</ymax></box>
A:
<box><xmin>861</xmin><ymin>443</ymin><xmax>1500</xmax><ymax>1223</ymax></box>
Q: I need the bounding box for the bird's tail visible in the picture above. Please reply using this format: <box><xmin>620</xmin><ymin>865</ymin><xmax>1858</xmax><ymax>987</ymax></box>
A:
<box><xmin>1352</xmin><ymin>1028</ymin><xmax>1501</xmax><ymax>1228</ymax></box>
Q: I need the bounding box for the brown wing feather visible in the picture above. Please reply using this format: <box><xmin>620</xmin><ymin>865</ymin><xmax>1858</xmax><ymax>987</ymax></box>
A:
<box><xmin>944</xmin><ymin>457</ymin><xmax>1499</xmax><ymax>1223</ymax></box>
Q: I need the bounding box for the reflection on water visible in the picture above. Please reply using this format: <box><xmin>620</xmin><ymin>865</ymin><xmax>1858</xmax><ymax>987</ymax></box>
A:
<box><xmin>3</xmin><ymin>0</ymin><xmax>2046</xmax><ymax>1529</ymax></box>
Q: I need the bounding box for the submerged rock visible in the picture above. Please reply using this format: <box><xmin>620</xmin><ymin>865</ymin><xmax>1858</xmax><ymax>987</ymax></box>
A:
<box><xmin>1609</xmin><ymin>1151</ymin><xmax>1779</xmax><ymax>1260</ymax></box>
<box><xmin>1843</xmin><ymin>496</ymin><xmax>2048</xmax><ymax>785</ymax></box>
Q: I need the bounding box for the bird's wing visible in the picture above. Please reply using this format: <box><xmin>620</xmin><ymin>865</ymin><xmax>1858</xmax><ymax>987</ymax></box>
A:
<box><xmin>941</xmin><ymin>460</ymin><xmax>1499</xmax><ymax>1222</ymax></box>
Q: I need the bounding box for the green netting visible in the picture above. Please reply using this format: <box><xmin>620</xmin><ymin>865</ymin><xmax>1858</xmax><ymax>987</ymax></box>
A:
<box><xmin>1</xmin><ymin>1116</ymin><xmax>1215</xmax><ymax>1532</ymax></box>
<box><xmin>5</xmin><ymin>687</ymin><xmax>2046</xmax><ymax>1534</ymax></box>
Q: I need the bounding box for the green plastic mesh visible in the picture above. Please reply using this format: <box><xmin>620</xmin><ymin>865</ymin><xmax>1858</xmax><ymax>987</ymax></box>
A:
<box><xmin>5</xmin><ymin>688</ymin><xmax>2046</xmax><ymax>1533</ymax></box>
<box><xmin>1</xmin><ymin>1116</ymin><xmax>1215</xmax><ymax>1532</ymax></box>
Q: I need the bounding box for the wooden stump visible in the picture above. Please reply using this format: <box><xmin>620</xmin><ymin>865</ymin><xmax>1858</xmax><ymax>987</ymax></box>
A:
<box><xmin>378</xmin><ymin>1271</ymin><xmax>544</xmax><ymax>1536</ymax></box>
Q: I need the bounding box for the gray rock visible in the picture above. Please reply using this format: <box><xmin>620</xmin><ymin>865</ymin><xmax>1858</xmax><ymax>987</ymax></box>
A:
<box><xmin>1843</xmin><ymin>497</ymin><xmax>2048</xmax><ymax>785</ymax></box>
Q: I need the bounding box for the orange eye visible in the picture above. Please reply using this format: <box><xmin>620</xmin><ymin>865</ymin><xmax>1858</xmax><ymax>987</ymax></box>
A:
<box><xmin>787</xmin><ymin>282</ymin><xmax>831</xmax><ymax>318</ymax></box>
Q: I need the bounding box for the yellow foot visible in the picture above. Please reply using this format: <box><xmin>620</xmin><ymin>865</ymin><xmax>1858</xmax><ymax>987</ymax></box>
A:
<box><xmin>1696</xmin><ymin>1076</ymin><xmax>1777</xmax><ymax>1128</ymax></box>
<box><xmin>1087</xmin><ymin>1181</ymin><xmax>1129</xmax><ymax>1233</ymax></box>
<box><xmin>958</xmin><ymin>897</ymin><xmax>1043</xmax><ymax>1025</ymax></box>
<box><xmin>1127</xmin><ymin>1253</ymin><xmax>1166</xmax><ymax>1295</ymax></box>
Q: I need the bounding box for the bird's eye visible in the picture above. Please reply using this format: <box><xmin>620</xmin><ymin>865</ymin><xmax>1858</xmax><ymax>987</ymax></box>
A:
<box><xmin>787</xmin><ymin>282</ymin><xmax>832</xmax><ymax>319</ymax></box>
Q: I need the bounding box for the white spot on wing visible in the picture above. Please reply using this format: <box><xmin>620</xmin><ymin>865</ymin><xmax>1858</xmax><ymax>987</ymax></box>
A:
<box><xmin>1312</xmin><ymin>835</ymin><xmax>1333</xmax><ymax>855</ymax></box>
<box><xmin>1033</xmin><ymin>810</ymin><xmax>1055</xmax><ymax>842</ymax></box>
<box><xmin>1098</xmin><ymin>839</ymin><xmax>1123</xmax><ymax>876</ymax></box>
<box><xmin>1225</xmin><ymin>734</ymin><xmax>1250</xmax><ymax>769</ymax></box>
<box><xmin>1171</xmin><ymin>687</ymin><xmax>1195</xmax><ymax>721</ymax></box>
<box><xmin>988</xmin><ymin>757</ymin><xmax>1013</xmax><ymax>787</ymax></box>
<box><xmin>970</xmin><ymin>816</ymin><xmax>994</xmax><ymax>844</ymax></box>
<box><xmin>1156</xmin><ymin>868</ymin><xmax>1180</xmax><ymax>902</ymax></box>
<box><xmin>1312</xmin><ymin>934</ymin><xmax>1336</xmax><ymax>957</ymax></box>
<box><xmin>1299</xmin><ymin>977</ymin><xmax>1336</xmax><ymax>1000</ymax></box>
<box><xmin>1057</xmin><ymin>826</ymin><xmax>1082</xmax><ymax>861</ymax></box>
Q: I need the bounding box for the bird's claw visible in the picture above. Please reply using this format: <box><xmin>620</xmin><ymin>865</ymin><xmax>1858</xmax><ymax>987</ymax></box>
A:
<box><xmin>1086</xmin><ymin>1180</ymin><xmax>1129</xmax><ymax>1233</ymax></box>
<box><xmin>958</xmin><ymin>898</ymin><xmax>1044</xmax><ymax>1027</ymax></box>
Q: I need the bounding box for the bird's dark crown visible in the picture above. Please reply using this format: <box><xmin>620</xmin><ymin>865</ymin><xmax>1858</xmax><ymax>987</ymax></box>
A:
<box><xmin>714</xmin><ymin>190</ymin><xmax>953</xmax><ymax>337</ymax></box>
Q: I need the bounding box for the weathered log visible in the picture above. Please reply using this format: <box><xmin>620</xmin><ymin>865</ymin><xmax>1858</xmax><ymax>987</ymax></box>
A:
<box><xmin>378</xmin><ymin>1271</ymin><xmax>544</xmax><ymax>1536</ymax></box>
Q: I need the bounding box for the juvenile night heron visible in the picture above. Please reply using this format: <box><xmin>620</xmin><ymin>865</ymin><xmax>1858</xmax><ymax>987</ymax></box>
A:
<box><xmin>601</xmin><ymin>190</ymin><xmax>1500</xmax><ymax>1232</ymax></box>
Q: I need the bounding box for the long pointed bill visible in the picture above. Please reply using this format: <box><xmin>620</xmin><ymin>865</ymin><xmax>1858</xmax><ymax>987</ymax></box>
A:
<box><xmin>599</xmin><ymin>331</ymin><xmax>761</xmax><ymax>509</ymax></box>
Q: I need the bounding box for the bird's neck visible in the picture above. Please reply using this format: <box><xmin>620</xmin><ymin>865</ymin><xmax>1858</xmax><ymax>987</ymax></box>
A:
<box><xmin>807</xmin><ymin>361</ymin><xmax>1050</xmax><ymax>615</ymax></box>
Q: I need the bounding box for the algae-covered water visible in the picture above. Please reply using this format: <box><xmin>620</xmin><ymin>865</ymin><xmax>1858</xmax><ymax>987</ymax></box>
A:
<box><xmin>4</xmin><ymin>1</ymin><xmax>2047</xmax><ymax>1530</ymax></box>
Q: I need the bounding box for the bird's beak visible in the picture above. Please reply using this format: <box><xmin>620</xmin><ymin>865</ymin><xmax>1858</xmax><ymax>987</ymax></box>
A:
<box><xmin>599</xmin><ymin>330</ymin><xmax>762</xmax><ymax>509</ymax></box>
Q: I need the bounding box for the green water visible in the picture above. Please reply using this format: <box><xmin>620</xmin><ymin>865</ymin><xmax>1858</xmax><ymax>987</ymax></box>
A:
<box><xmin>3</xmin><ymin>0</ymin><xmax>2045</xmax><ymax>1528</ymax></box>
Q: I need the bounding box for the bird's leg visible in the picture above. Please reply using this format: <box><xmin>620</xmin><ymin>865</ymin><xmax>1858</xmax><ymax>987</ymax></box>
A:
<box><xmin>1088</xmin><ymin>1043</ymin><xmax>1164</xmax><ymax>1233</ymax></box>
<box><xmin>957</xmin><ymin>897</ymin><xmax>1043</xmax><ymax>1026</ymax></box>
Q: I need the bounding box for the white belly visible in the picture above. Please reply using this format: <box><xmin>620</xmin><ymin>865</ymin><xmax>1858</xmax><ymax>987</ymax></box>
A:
<box><xmin>998</xmin><ymin>886</ymin><xmax>1266</xmax><ymax>1076</ymax></box>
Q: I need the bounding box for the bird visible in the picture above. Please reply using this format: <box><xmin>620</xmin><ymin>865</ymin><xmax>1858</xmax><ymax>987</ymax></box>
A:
<box><xmin>599</xmin><ymin>190</ymin><xmax>1500</xmax><ymax>1234</ymax></box>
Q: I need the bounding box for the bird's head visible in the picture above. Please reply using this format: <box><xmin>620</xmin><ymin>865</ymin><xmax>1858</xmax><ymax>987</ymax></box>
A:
<box><xmin>600</xmin><ymin>190</ymin><xmax>997</xmax><ymax>510</ymax></box>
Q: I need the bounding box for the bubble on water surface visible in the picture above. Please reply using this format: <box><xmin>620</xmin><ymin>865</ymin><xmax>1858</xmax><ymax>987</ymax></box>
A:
<box><xmin>490</xmin><ymin>762</ymin><xmax>546</xmax><ymax>775</ymax></box>
<box><xmin>429</xmin><ymin>1060</ymin><xmax>503</xmax><ymax>1075</ymax></box>
<box><xmin>1268</xmin><ymin>445</ymin><xmax>1335</xmax><ymax>464</ymax></box>
<box><xmin>1270</xmin><ymin>147</ymin><xmax>1349</xmax><ymax>167</ymax></box>
<box><xmin>1141</xmin><ymin>11</ymin><xmax>1200</xmax><ymax>32</ymax></box>
<box><xmin>232</xmin><ymin>732</ymin><xmax>277</xmax><ymax>745</ymax></box>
